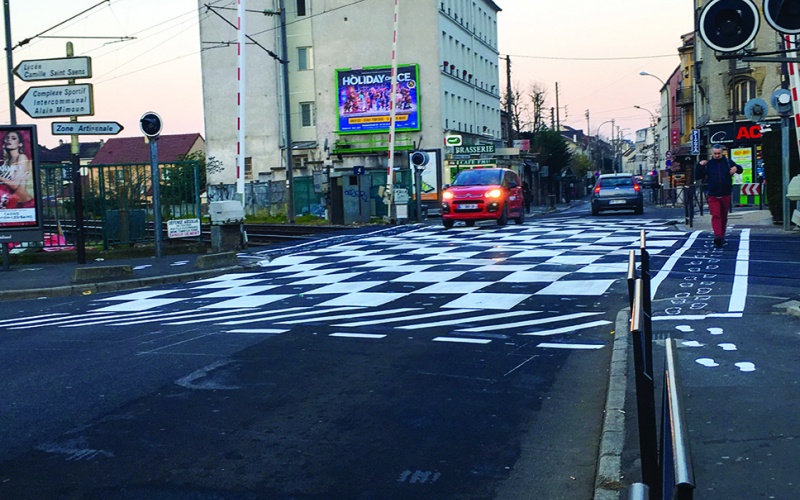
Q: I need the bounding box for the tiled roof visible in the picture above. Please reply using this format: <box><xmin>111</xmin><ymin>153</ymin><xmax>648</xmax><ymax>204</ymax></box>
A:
<box><xmin>38</xmin><ymin>141</ymin><xmax>104</xmax><ymax>163</ymax></box>
<box><xmin>90</xmin><ymin>133</ymin><xmax>203</xmax><ymax>165</ymax></box>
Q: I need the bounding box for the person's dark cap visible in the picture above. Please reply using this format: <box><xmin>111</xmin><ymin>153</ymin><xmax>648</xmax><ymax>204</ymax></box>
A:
<box><xmin>711</xmin><ymin>144</ymin><xmax>723</xmax><ymax>150</ymax></box>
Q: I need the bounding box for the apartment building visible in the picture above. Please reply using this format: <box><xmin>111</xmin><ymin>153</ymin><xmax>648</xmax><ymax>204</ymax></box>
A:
<box><xmin>198</xmin><ymin>0</ymin><xmax>502</xmax><ymax>217</ymax></box>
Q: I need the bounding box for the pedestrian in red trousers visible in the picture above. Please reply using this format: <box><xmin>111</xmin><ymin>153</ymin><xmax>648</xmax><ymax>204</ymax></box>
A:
<box><xmin>695</xmin><ymin>144</ymin><xmax>743</xmax><ymax>247</ymax></box>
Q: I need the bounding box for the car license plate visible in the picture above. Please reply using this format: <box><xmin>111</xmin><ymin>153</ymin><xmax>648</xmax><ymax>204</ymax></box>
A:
<box><xmin>459</xmin><ymin>203</ymin><xmax>479</xmax><ymax>209</ymax></box>
<box><xmin>610</xmin><ymin>199</ymin><xmax>626</xmax><ymax>205</ymax></box>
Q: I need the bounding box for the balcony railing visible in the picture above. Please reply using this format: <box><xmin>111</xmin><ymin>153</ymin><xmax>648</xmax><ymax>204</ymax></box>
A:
<box><xmin>675</xmin><ymin>88</ymin><xmax>693</xmax><ymax>106</ymax></box>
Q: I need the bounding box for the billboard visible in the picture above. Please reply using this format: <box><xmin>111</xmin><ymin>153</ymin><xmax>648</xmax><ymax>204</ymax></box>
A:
<box><xmin>336</xmin><ymin>64</ymin><xmax>420</xmax><ymax>134</ymax></box>
<box><xmin>0</xmin><ymin>124</ymin><xmax>43</xmax><ymax>243</ymax></box>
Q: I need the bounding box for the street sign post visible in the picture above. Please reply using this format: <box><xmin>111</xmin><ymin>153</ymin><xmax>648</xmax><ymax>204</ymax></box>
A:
<box><xmin>15</xmin><ymin>83</ymin><xmax>94</xmax><ymax>119</ymax></box>
<box><xmin>51</xmin><ymin>121</ymin><xmax>123</xmax><ymax>135</ymax></box>
<box><xmin>13</xmin><ymin>56</ymin><xmax>92</xmax><ymax>82</ymax></box>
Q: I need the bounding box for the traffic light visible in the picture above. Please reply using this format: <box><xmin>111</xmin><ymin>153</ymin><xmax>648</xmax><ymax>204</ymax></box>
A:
<box><xmin>743</xmin><ymin>97</ymin><xmax>769</xmax><ymax>122</ymax></box>
<box><xmin>764</xmin><ymin>0</ymin><xmax>800</xmax><ymax>34</ymax></box>
<box><xmin>698</xmin><ymin>0</ymin><xmax>760</xmax><ymax>53</ymax></box>
<box><xmin>410</xmin><ymin>151</ymin><xmax>430</xmax><ymax>170</ymax></box>
<box><xmin>139</xmin><ymin>111</ymin><xmax>163</xmax><ymax>138</ymax></box>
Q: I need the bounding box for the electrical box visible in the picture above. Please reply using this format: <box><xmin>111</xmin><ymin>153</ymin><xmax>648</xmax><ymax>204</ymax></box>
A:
<box><xmin>209</xmin><ymin>200</ymin><xmax>245</xmax><ymax>225</ymax></box>
<box><xmin>787</xmin><ymin>175</ymin><xmax>800</xmax><ymax>201</ymax></box>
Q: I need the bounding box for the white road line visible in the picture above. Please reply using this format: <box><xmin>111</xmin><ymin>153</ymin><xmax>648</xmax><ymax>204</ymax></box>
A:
<box><xmin>519</xmin><ymin>320</ymin><xmax>612</xmax><ymax>336</ymax></box>
<box><xmin>650</xmin><ymin>230</ymin><xmax>700</xmax><ymax>297</ymax></box>
<box><xmin>536</xmin><ymin>342</ymin><xmax>605</xmax><ymax>350</ymax></box>
<box><xmin>11</xmin><ymin>311</ymin><xmax>155</xmax><ymax>329</ymax></box>
<box><xmin>167</xmin><ymin>306</ymin><xmax>327</xmax><ymax>325</ymax></box>
<box><xmin>278</xmin><ymin>308</ymin><xmax>420</xmax><ymax>325</ymax></box>
<box><xmin>330</xmin><ymin>333</ymin><xmax>387</xmax><ymax>339</ymax></box>
<box><xmin>335</xmin><ymin>309</ymin><xmax>475</xmax><ymax>327</ymax></box>
<box><xmin>0</xmin><ymin>312</ymin><xmax>70</xmax><ymax>327</ymax></box>
<box><xmin>432</xmin><ymin>337</ymin><xmax>492</xmax><ymax>344</ymax></box>
<box><xmin>115</xmin><ymin>308</ymin><xmax>254</xmax><ymax>326</ymax></box>
<box><xmin>456</xmin><ymin>311</ymin><xmax>604</xmax><ymax>333</ymax></box>
<box><xmin>398</xmin><ymin>310</ymin><xmax>534</xmax><ymax>330</ymax></box>
<box><xmin>729</xmin><ymin>228</ymin><xmax>749</xmax><ymax>313</ymax></box>
<box><xmin>653</xmin><ymin>312</ymin><xmax>743</xmax><ymax>321</ymax></box>
<box><xmin>226</xmin><ymin>328</ymin><xmax>288</xmax><ymax>334</ymax></box>
<box><xmin>217</xmin><ymin>307</ymin><xmax>362</xmax><ymax>325</ymax></box>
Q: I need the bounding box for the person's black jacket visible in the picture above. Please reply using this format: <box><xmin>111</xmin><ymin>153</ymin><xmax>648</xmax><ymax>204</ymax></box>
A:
<box><xmin>695</xmin><ymin>157</ymin><xmax>743</xmax><ymax>197</ymax></box>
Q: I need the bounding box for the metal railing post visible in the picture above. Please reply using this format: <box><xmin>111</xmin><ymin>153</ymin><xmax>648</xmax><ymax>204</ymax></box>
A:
<box><xmin>631</xmin><ymin>279</ymin><xmax>659</xmax><ymax>494</ymax></box>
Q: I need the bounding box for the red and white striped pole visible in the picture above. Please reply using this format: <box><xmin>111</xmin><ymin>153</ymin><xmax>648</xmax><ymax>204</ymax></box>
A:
<box><xmin>386</xmin><ymin>0</ymin><xmax>399</xmax><ymax>221</ymax></box>
<box><xmin>237</xmin><ymin>0</ymin><xmax>246</xmax><ymax>203</ymax></box>
<box><xmin>784</xmin><ymin>35</ymin><xmax>800</xmax><ymax>156</ymax></box>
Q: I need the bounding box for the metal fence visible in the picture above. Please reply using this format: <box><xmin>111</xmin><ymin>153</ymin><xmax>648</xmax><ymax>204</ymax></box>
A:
<box><xmin>37</xmin><ymin>161</ymin><xmax>202</xmax><ymax>250</ymax></box>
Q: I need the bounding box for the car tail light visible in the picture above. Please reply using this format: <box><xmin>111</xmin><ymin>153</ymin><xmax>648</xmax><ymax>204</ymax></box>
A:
<box><xmin>633</xmin><ymin>184</ymin><xmax>641</xmax><ymax>191</ymax></box>
<box><xmin>593</xmin><ymin>184</ymin><xmax>601</xmax><ymax>194</ymax></box>
<box><xmin>486</xmin><ymin>188</ymin><xmax>502</xmax><ymax>199</ymax></box>
<box><xmin>442</xmin><ymin>191</ymin><xmax>454</xmax><ymax>200</ymax></box>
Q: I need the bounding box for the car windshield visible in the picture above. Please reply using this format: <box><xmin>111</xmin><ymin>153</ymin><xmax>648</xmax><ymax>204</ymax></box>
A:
<box><xmin>452</xmin><ymin>169</ymin><xmax>503</xmax><ymax>186</ymax></box>
<box><xmin>601</xmin><ymin>177</ymin><xmax>633</xmax><ymax>187</ymax></box>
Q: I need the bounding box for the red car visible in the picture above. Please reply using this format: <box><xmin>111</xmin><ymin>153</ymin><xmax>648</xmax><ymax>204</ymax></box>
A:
<box><xmin>441</xmin><ymin>168</ymin><xmax>525</xmax><ymax>229</ymax></box>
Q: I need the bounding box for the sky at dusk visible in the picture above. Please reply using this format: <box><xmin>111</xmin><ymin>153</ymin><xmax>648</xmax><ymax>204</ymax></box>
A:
<box><xmin>0</xmin><ymin>0</ymin><xmax>693</xmax><ymax>149</ymax></box>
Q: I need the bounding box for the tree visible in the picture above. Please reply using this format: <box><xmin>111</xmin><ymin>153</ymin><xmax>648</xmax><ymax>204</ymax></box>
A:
<box><xmin>570</xmin><ymin>153</ymin><xmax>592</xmax><ymax>180</ymax></box>
<box><xmin>530</xmin><ymin>128</ymin><xmax>572</xmax><ymax>196</ymax></box>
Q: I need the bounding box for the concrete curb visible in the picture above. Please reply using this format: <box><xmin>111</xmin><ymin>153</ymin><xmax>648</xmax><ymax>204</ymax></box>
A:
<box><xmin>594</xmin><ymin>309</ymin><xmax>630</xmax><ymax>500</ymax></box>
<box><xmin>0</xmin><ymin>265</ymin><xmax>244</xmax><ymax>302</ymax></box>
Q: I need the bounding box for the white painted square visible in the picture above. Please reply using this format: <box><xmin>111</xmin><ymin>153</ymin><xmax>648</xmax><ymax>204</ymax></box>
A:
<box><xmin>408</xmin><ymin>247</ymin><xmax>456</xmax><ymax>255</ymax></box>
<box><xmin>265</xmin><ymin>263</ymin><xmax>329</xmax><ymax>274</ymax></box>
<box><xmin>514</xmin><ymin>249</ymin><xmax>565</xmax><ymax>258</ymax></box>
<box><xmin>292</xmin><ymin>272</ymin><xmax>365</xmax><ymax>285</ymax></box>
<box><xmin>392</xmin><ymin>271</ymin><xmax>466</xmax><ymax>283</ymax></box>
<box><xmin>190</xmin><ymin>273</ymin><xmax>258</xmax><ymax>283</ymax></box>
<box><xmin>371</xmin><ymin>264</ymin><xmax>434</xmax><ymax>273</ymax></box>
<box><xmin>534</xmin><ymin>279</ymin><xmax>616</xmax><ymax>296</ymax></box>
<box><xmin>202</xmin><ymin>294</ymin><xmax>294</xmax><ymax>309</ymax></box>
<box><xmin>193</xmin><ymin>279</ymin><xmax>272</xmax><ymax>289</ymax></box>
<box><xmin>411</xmin><ymin>281</ymin><xmax>490</xmax><ymax>294</ymax></box>
<box><xmin>576</xmin><ymin>263</ymin><xmax>629</xmax><ymax>273</ymax></box>
<box><xmin>93</xmin><ymin>298</ymin><xmax>188</xmax><ymax>312</ymax></box>
<box><xmin>442</xmin><ymin>293</ymin><xmax>530</xmax><ymax>310</ymax></box>
<box><xmin>263</xmin><ymin>255</ymin><xmax>320</xmax><ymax>266</ymax></box>
<box><xmin>421</xmin><ymin>252</ymin><xmax>480</xmax><ymax>260</ymax></box>
<box><xmin>356</xmin><ymin>259</ymin><xmax>415</xmax><ymax>268</ymax></box>
<box><xmin>98</xmin><ymin>290</ymin><xmax>182</xmax><ymax>301</ymax></box>
<box><xmin>500</xmin><ymin>271</ymin><xmax>569</xmax><ymax>282</ymax></box>
<box><xmin>318</xmin><ymin>293</ymin><xmax>407</xmax><ymax>307</ymax></box>
<box><xmin>194</xmin><ymin>285</ymin><xmax>279</xmax><ymax>298</ymax></box>
<box><xmin>544</xmin><ymin>254</ymin><xmax>603</xmax><ymax>265</ymax></box>
<box><xmin>304</xmin><ymin>281</ymin><xmax>384</xmax><ymax>294</ymax></box>
<box><xmin>473</xmin><ymin>264</ymin><xmax>537</xmax><ymax>272</ymax></box>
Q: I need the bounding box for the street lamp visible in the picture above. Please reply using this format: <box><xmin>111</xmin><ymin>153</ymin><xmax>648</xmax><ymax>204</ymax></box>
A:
<box><xmin>639</xmin><ymin>71</ymin><xmax>671</xmax><ymax>154</ymax></box>
<box><xmin>595</xmin><ymin>119</ymin><xmax>615</xmax><ymax>173</ymax></box>
<box><xmin>634</xmin><ymin>105</ymin><xmax>659</xmax><ymax>174</ymax></box>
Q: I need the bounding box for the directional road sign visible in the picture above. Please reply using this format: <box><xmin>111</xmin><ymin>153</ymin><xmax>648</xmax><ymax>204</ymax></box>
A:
<box><xmin>15</xmin><ymin>83</ymin><xmax>94</xmax><ymax>119</ymax></box>
<box><xmin>13</xmin><ymin>56</ymin><xmax>92</xmax><ymax>82</ymax></box>
<box><xmin>51</xmin><ymin>121</ymin><xmax>123</xmax><ymax>136</ymax></box>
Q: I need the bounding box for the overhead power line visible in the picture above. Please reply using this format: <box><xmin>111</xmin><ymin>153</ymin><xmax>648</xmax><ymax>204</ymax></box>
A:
<box><xmin>503</xmin><ymin>53</ymin><xmax>677</xmax><ymax>61</ymax></box>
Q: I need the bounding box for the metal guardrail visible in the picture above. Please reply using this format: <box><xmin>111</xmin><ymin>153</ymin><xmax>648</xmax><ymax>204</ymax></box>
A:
<box><xmin>662</xmin><ymin>338</ymin><xmax>695</xmax><ymax>500</ymax></box>
<box><xmin>626</xmin><ymin>230</ymin><xmax>695</xmax><ymax>499</ymax></box>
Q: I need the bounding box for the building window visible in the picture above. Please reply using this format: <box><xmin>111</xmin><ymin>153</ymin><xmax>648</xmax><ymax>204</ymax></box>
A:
<box><xmin>298</xmin><ymin>47</ymin><xmax>313</xmax><ymax>71</ymax></box>
<box><xmin>300</xmin><ymin>102</ymin><xmax>315</xmax><ymax>127</ymax></box>
<box><xmin>731</xmin><ymin>78</ymin><xmax>756</xmax><ymax>116</ymax></box>
<box><xmin>296</xmin><ymin>0</ymin><xmax>306</xmax><ymax>16</ymax></box>
<box><xmin>244</xmin><ymin>157</ymin><xmax>253</xmax><ymax>180</ymax></box>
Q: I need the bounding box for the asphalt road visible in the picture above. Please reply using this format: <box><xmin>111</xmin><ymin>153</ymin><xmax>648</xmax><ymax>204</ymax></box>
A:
<box><xmin>0</xmin><ymin>207</ymin><xmax>701</xmax><ymax>499</ymax></box>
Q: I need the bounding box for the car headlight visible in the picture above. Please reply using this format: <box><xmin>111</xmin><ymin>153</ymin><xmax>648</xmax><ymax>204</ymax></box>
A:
<box><xmin>485</xmin><ymin>188</ymin><xmax>502</xmax><ymax>199</ymax></box>
<box><xmin>442</xmin><ymin>191</ymin><xmax>454</xmax><ymax>200</ymax></box>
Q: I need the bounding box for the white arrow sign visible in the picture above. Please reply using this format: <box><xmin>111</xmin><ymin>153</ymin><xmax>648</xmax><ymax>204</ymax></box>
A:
<box><xmin>51</xmin><ymin>121</ymin><xmax>124</xmax><ymax>136</ymax></box>
<box><xmin>15</xmin><ymin>83</ymin><xmax>94</xmax><ymax>119</ymax></box>
<box><xmin>13</xmin><ymin>56</ymin><xmax>92</xmax><ymax>82</ymax></box>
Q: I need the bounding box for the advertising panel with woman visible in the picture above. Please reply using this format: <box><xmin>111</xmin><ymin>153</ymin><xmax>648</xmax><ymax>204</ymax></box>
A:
<box><xmin>0</xmin><ymin>125</ymin><xmax>43</xmax><ymax>242</ymax></box>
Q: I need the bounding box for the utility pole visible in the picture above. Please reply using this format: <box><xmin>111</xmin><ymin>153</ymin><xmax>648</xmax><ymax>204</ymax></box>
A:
<box><xmin>555</xmin><ymin>82</ymin><xmax>560</xmax><ymax>131</ymax></box>
<box><xmin>279</xmin><ymin>0</ymin><xmax>295</xmax><ymax>223</ymax></box>
<box><xmin>505</xmin><ymin>55</ymin><xmax>513</xmax><ymax>146</ymax></box>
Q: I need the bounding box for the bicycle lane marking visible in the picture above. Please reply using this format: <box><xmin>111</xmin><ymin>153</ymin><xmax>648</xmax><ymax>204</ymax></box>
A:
<box><xmin>650</xmin><ymin>229</ymin><xmax>749</xmax><ymax>321</ymax></box>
